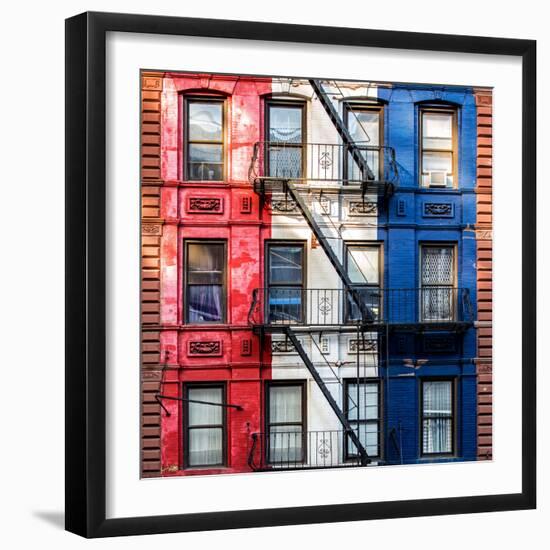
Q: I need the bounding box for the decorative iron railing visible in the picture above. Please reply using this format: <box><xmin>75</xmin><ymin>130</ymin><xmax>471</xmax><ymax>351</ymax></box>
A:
<box><xmin>248</xmin><ymin>430</ymin><xmax>377</xmax><ymax>471</ymax></box>
<box><xmin>247</xmin><ymin>287</ymin><xmax>473</xmax><ymax>327</ymax></box>
<box><xmin>248</xmin><ymin>141</ymin><xmax>398</xmax><ymax>189</ymax></box>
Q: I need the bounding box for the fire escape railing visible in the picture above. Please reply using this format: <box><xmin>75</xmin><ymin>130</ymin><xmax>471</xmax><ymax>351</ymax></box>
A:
<box><xmin>248</xmin><ymin>141</ymin><xmax>398</xmax><ymax>191</ymax></box>
<box><xmin>248</xmin><ymin>429</ymin><xmax>379</xmax><ymax>471</ymax></box>
<box><xmin>248</xmin><ymin>287</ymin><xmax>474</xmax><ymax>328</ymax></box>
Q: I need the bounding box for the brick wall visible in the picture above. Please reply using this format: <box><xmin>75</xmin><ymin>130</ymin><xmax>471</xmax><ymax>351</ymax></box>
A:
<box><xmin>474</xmin><ymin>89</ymin><xmax>493</xmax><ymax>460</ymax></box>
<box><xmin>141</xmin><ymin>71</ymin><xmax>165</xmax><ymax>477</ymax></box>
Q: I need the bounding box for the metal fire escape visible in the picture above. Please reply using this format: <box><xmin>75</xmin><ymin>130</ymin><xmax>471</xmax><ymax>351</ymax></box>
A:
<box><xmin>248</xmin><ymin>79</ymin><xmax>399</xmax><ymax>469</ymax></box>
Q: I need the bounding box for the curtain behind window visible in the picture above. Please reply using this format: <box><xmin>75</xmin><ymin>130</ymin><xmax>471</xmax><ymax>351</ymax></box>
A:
<box><xmin>422</xmin><ymin>381</ymin><xmax>453</xmax><ymax>454</ymax></box>
<box><xmin>187</xmin><ymin>387</ymin><xmax>223</xmax><ymax>466</ymax></box>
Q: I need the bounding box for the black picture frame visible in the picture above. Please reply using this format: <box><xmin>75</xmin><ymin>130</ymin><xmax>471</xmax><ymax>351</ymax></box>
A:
<box><xmin>65</xmin><ymin>11</ymin><xmax>536</xmax><ymax>538</ymax></box>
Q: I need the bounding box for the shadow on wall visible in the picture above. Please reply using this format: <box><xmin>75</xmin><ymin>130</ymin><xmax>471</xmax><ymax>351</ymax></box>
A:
<box><xmin>32</xmin><ymin>510</ymin><xmax>65</xmax><ymax>530</ymax></box>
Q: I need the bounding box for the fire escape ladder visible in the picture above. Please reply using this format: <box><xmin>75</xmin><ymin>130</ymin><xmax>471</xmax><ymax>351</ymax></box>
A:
<box><xmin>285</xmin><ymin>181</ymin><xmax>375</xmax><ymax>324</ymax></box>
<box><xmin>309</xmin><ymin>79</ymin><xmax>375</xmax><ymax>196</ymax></box>
<box><xmin>283</xmin><ymin>327</ymin><xmax>371</xmax><ymax>466</ymax></box>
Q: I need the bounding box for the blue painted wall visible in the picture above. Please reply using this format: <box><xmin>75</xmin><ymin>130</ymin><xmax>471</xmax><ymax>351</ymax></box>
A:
<box><xmin>376</xmin><ymin>84</ymin><xmax>478</xmax><ymax>464</ymax></box>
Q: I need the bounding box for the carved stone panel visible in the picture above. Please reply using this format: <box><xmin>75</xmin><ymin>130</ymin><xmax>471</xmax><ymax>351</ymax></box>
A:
<box><xmin>423</xmin><ymin>202</ymin><xmax>454</xmax><ymax>218</ymax></box>
<box><xmin>187</xmin><ymin>197</ymin><xmax>223</xmax><ymax>213</ymax></box>
<box><xmin>187</xmin><ymin>340</ymin><xmax>222</xmax><ymax>357</ymax></box>
<box><xmin>348</xmin><ymin>200</ymin><xmax>378</xmax><ymax>216</ymax></box>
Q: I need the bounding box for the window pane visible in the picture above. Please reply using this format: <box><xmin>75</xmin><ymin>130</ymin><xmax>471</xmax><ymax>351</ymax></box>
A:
<box><xmin>269</xmin><ymin>385</ymin><xmax>302</xmax><ymax>424</ymax></box>
<box><xmin>348</xmin><ymin>422</ymin><xmax>379</xmax><ymax>457</ymax></box>
<box><xmin>188</xmin><ymin>387</ymin><xmax>223</xmax><ymax>426</ymax></box>
<box><xmin>421</xmin><ymin>287</ymin><xmax>453</xmax><ymax>321</ymax></box>
<box><xmin>268</xmin><ymin>146</ymin><xmax>302</xmax><ymax>178</ymax></box>
<box><xmin>188</xmin><ymin>162</ymin><xmax>223</xmax><ymax>181</ymax></box>
<box><xmin>188</xmin><ymin>102</ymin><xmax>223</xmax><ymax>141</ymax></box>
<box><xmin>422</xmin><ymin>151</ymin><xmax>452</xmax><ymax>173</ymax></box>
<box><xmin>348</xmin><ymin>149</ymin><xmax>380</xmax><ymax>181</ymax></box>
<box><xmin>188</xmin><ymin>427</ymin><xmax>223</xmax><ymax>466</ymax></box>
<box><xmin>269</xmin><ymin>106</ymin><xmax>302</xmax><ymax>143</ymax></box>
<box><xmin>347</xmin><ymin>383</ymin><xmax>379</xmax><ymax>421</ymax></box>
<box><xmin>422</xmin><ymin>381</ymin><xmax>453</xmax><ymax>454</ymax></box>
<box><xmin>347</xmin><ymin>247</ymin><xmax>379</xmax><ymax>284</ymax></box>
<box><xmin>422</xmin><ymin>247</ymin><xmax>454</xmax><ymax>285</ymax></box>
<box><xmin>423</xmin><ymin>112</ymin><xmax>452</xmax><ymax>142</ymax></box>
<box><xmin>188</xmin><ymin>144</ymin><xmax>223</xmax><ymax>181</ymax></box>
<box><xmin>268</xmin><ymin>288</ymin><xmax>302</xmax><ymax>323</ymax></box>
<box><xmin>188</xmin><ymin>285</ymin><xmax>223</xmax><ymax>322</ymax></box>
<box><xmin>422</xmin><ymin>418</ymin><xmax>452</xmax><ymax>454</ymax></box>
<box><xmin>268</xmin><ymin>425</ymin><xmax>302</xmax><ymax>463</ymax></box>
<box><xmin>348</xmin><ymin>110</ymin><xmax>380</xmax><ymax>145</ymax></box>
<box><xmin>347</xmin><ymin>287</ymin><xmax>381</xmax><ymax>322</ymax></box>
<box><xmin>423</xmin><ymin>381</ymin><xmax>452</xmax><ymax>414</ymax></box>
<box><xmin>269</xmin><ymin>246</ymin><xmax>303</xmax><ymax>284</ymax></box>
<box><xmin>188</xmin><ymin>243</ymin><xmax>224</xmax><ymax>274</ymax></box>
<box><xmin>189</xmin><ymin>143</ymin><xmax>223</xmax><ymax>163</ymax></box>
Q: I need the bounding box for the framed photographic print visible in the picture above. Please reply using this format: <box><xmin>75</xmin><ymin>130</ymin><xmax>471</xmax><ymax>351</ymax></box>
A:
<box><xmin>65</xmin><ymin>11</ymin><xmax>536</xmax><ymax>538</ymax></box>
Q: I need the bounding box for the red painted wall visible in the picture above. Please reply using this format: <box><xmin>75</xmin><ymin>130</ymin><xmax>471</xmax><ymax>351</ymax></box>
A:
<box><xmin>157</xmin><ymin>73</ymin><xmax>273</xmax><ymax>475</ymax></box>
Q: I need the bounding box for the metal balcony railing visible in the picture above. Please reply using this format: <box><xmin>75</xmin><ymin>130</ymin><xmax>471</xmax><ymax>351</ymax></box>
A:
<box><xmin>248</xmin><ymin>430</ymin><xmax>377</xmax><ymax>471</ymax></box>
<box><xmin>248</xmin><ymin>287</ymin><xmax>473</xmax><ymax>327</ymax></box>
<box><xmin>248</xmin><ymin>141</ymin><xmax>398</xmax><ymax>191</ymax></box>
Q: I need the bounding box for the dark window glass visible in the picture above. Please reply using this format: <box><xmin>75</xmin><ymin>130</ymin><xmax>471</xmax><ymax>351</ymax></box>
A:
<box><xmin>186</xmin><ymin>100</ymin><xmax>224</xmax><ymax>181</ymax></box>
<box><xmin>267</xmin><ymin>103</ymin><xmax>304</xmax><ymax>179</ymax></box>
<box><xmin>345</xmin><ymin>106</ymin><xmax>381</xmax><ymax>182</ymax></box>
<box><xmin>345</xmin><ymin>245</ymin><xmax>382</xmax><ymax>322</ymax></box>
<box><xmin>186</xmin><ymin>385</ymin><xmax>225</xmax><ymax>467</ymax></box>
<box><xmin>185</xmin><ymin>242</ymin><xmax>225</xmax><ymax>323</ymax></box>
<box><xmin>345</xmin><ymin>381</ymin><xmax>380</xmax><ymax>458</ymax></box>
<box><xmin>267</xmin><ymin>244</ymin><xmax>304</xmax><ymax>324</ymax></box>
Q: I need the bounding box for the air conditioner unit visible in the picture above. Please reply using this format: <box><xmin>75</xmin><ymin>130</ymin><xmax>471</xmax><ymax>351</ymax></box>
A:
<box><xmin>427</xmin><ymin>171</ymin><xmax>448</xmax><ymax>187</ymax></box>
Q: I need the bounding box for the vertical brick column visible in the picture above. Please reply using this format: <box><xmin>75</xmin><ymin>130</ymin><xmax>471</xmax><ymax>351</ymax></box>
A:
<box><xmin>141</xmin><ymin>71</ymin><xmax>165</xmax><ymax>477</ymax></box>
<box><xmin>474</xmin><ymin>89</ymin><xmax>493</xmax><ymax>460</ymax></box>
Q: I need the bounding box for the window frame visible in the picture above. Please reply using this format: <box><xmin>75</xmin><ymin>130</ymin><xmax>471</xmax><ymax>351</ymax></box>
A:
<box><xmin>183</xmin><ymin>95</ymin><xmax>226</xmax><ymax>182</ymax></box>
<box><xmin>265</xmin><ymin>240</ymin><xmax>307</xmax><ymax>324</ymax></box>
<box><xmin>183</xmin><ymin>239</ymin><xmax>227</xmax><ymax>325</ymax></box>
<box><xmin>419</xmin><ymin>242</ymin><xmax>457</xmax><ymax>322</ymax></box>
<box><xmin>265</xmin><ymin>99</ymin><xmax>307</xmax><ymax>180</ymax></box>
<box><xmin>344</xmin><ymin>242</ymin><xmax>384</xmax><ymax>323</ymax></box>
<box><xmin>419</xmin><ymin>105</ymin><xmax>458</xmax><ymax>189</ymax></box>
<box><xmin>419</xmin><ymin>378</ymin><xmax>457</xmax><ymax>458</ymax></box>
<box><xmin>265</xmin><ymin>380</ymin><xmax>307</xmax><ymax>465</ymax></box>
<box><xmin>182</xmin><ymin>382</ymin><xmax>227</xmax><ymax>469</ymax></box>
<box><xmin>343</xmin><ymin>102</ymin><xmax>384</xmax><ymax>183</ymax></box>
<box><xmin>343</xmin><ymin>378</ymin><xmax>382</xmax><ymax>461</ymax></box>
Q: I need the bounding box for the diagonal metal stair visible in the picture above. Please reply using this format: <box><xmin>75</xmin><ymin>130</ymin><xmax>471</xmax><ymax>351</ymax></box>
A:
<box><xmin>283</xmin><ymin>327</ymin><xmax>371</xmax><ymax>466</ymax></box>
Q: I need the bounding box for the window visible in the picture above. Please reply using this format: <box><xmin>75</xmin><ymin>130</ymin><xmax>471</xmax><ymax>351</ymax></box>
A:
<box><xmin>184</xmin><ymin>241</ymin><xmax>226</xmax><ymax>323</ymax></box>
<box><xmin>345</xmin><ymin>244</ymin><xmax>382</xmax><ymax>322</ymax></box>
<box><xmin>344</xmin><ymin>380</ymin><xmax>381</xmax><ymax>459</ymax></box>
<box><xmin>266</xmin><ymin>243</ymin><xmax>305</xmax><ymax>324</ymax></box>
<box><xmin>421</xmin><ymin>380</ymin><xmax>454</xmax><ymax>455</ymax></box>
<box><xmin>266</xmin><ymin>101</ymin><xmax>305</xmax><ymax>179</ymax></box>
<box><xmin>185</xmin><ymin>98</ymin><xmax>224</xmax><ymax>181</ymax></box>
<box><xmin>266</xmin><ymin>383</ymin><xmax>305</xmax><ymax>464</ymax></box>
<box><xmin>420</xmin><ymin>108</ymin><xmax>457</xmax><ymax>188</ymax></box>
<box><xmin>344</xmin><ymin>104</ymin><xmax>382</xmax><ymax>182</ymax></box>
<box><xmin>184</xmin><ymin>384</ymin><xmax>226</xmax><ymax>467</ymax></box>
<box><xmin>420</xmin><ymin>245</ymin><xmax>455</xmax><ymax>322</ymax></box>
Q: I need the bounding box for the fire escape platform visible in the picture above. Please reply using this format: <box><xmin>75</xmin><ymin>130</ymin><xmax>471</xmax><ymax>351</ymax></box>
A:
<box><xmin>252</xmin><ymin>321</ymin><xmax>472</xmax><ymax>335</ymax></box>
<box><xmin>253</xmin><ymin>178</ymin><xmax>392</xmax><ymax>197</ymax></box>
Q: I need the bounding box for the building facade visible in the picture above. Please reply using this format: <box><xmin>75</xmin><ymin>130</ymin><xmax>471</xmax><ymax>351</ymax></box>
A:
<box><xmin>140</xmin><ymin>71</ymin><xmax>492</xmax><ymax>477</ymax></box>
